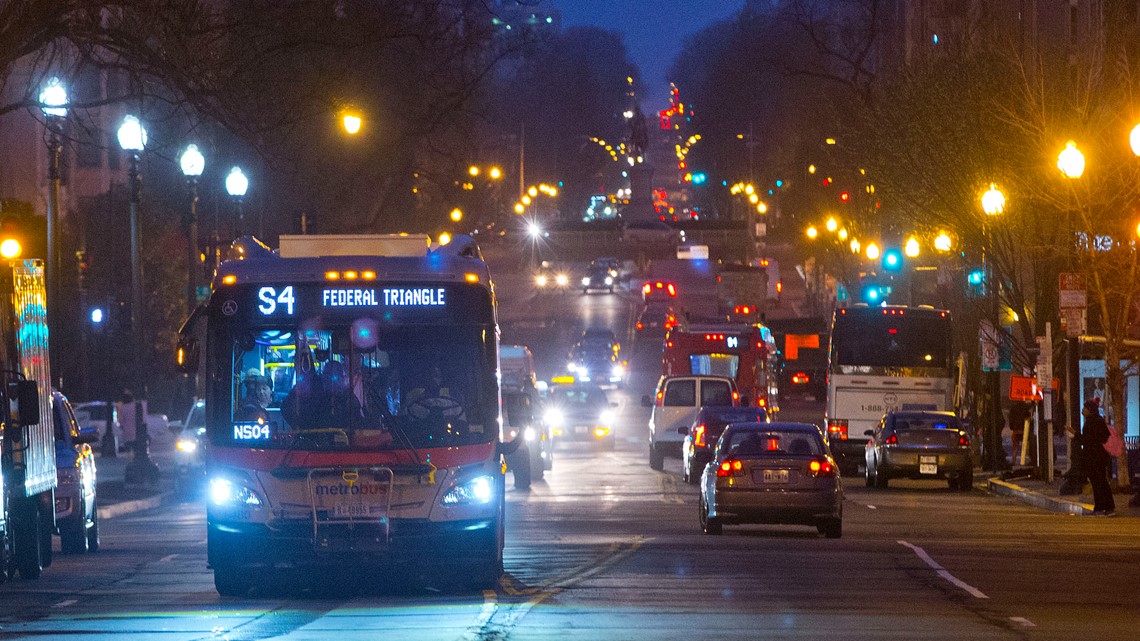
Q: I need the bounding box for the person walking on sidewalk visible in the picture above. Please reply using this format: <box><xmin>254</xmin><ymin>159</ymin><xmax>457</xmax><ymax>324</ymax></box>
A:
<box><xmin>1068</xmin><ymin>399</ymin><xmax>1115</xmax><ymax>515</ymax></box>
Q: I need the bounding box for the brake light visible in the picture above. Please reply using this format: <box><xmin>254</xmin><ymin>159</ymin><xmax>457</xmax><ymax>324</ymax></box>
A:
<box><xmin>884</xmin><ymin>433</ymin><xmax>898</xmax><ymax>445</ymax></box>
<box><xmin>792</xmin><ymin>372</ymin><xmax>810</xmax><ymax>384</ymax></box>
<box><xmin>636</xmin><ymin>322</ymin><xmax>644</xmax><ymax>330</ymax></box>
<box><xmin>717</xmin><ymin>459</ymin><xmax>744</xmax><ymax>477</ymax></box>
<box><xmin>667</xmin><ymin>283</ymin><xmax>677</xmax><ymax>296</ymax></box>
<box><xmin>809</xmin><ymin>459</ymin><xmax>836</xmax><ymax>477</ymax></box>
<box><xmin>775</xmin><ymin>281</ymin><xmax>783</xmax><ymax>294</ymax></box>
<box><xmin>643</xmin><ymin>283</ymin><xmax>651</xmax><ymax>295</ymax></box>
<box><xmin>656</xmin><ymin>390</ymin><xmax>664</xmax><ymax>406</ymax></box>
<box><xmin>694</xmin><ymin>424</ymin><xmax>707</xmax><ymax>448</ymax></box>
<box><xmin>732</xmin><ymin>391</ymin><xmax>740</xmax><ymax>403</ymax></box>
<box><xmin>958</xmin><ymin>433</ymin><xmax>970</xmax><ymax>447</ymax></box>
<box><xmin>827</xmin><ymin>420</ymin><xmax>848</xmax><ymax>440</ymax></box>
<box><xmin>757</xmin><ymin>397</ymin><xmax>766</xmax><ymax>407</ymax></box>
<box><xmin>767</xmin><ymin>438</ymin><xmax>780</xmax><ymax>451</ymax></box>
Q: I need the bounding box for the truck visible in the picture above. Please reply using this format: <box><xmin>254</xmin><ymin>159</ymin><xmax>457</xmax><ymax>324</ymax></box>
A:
<box><xmin>0</xmin><ymin>259</ymin><xmax>58</xmax><ymax>579</ymax></box>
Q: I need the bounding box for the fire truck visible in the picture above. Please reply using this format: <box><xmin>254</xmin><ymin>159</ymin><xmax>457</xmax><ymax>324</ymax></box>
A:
<box><xmin>0</xmin><ymin>259</ymin><xmax>58</xmax><ymax>580</ymax></box>
<box><xmin>662</xmin><ymin>322</ymin><xmax>780</xmax><ymax>413</ymax></box>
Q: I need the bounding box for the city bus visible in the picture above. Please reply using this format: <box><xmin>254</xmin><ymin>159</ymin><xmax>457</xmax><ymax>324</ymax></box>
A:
<box><xmin>176</xmin><ymin>234</ymin><xmax>506</xmax><ymax>595</ymax></box>
<box><xmin>662</xmin><ymin>323</ymin><xmax>780</xmax><ymax>412</ymax></box>
<box><xmin>825</xmin><ymin>305</ymin><xmax>955</xmax><ymax>473</ymax></box>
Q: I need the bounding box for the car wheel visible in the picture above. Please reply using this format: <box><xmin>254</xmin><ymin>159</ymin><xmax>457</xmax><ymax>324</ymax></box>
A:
<box><xmin>214</xmin><ymin>566</ymin><xmax>254</xmax><ymax>597</ymax></box>
<box><xmin>582</xmin><ymin>287</ymin><xmax>588</xmax><ymax>294</ymax></box>
<box><xmin>529</xmin><ymin>447</ymin><xmax>544</xmax><ymax>482</ymax></box>
<box><xmin>13</xmin><ymin>499</ymin><xmax>43</xmax><ymax>579</ymax></box>
<box><xmin>86</xmin><ymin>502</ymin><xmax>100</xmax><ymax>553</ymax></box>
<box><xmin>817</xmin><ymin>518</ymin><xmax>842</xmax><ymax>539</ymax></box>
<box><xmin>699</xmin><ymin>498</ymin><xmax>722</xmax><ymax>535</ymax></box>
<box><xmin>685</xmin><ymin>460</ymin><xmax>701</xmax><ymax>485</ymax></box>
<box><xmin>873</xmin><ymin>464</ymin><xmax>888</xmax><ymax>489</ymax></box>
<box><xmin>60</xmin><ymin>510</ymin><xmax>88</xmax><ymax>555</ymax></box>
<box><xmin>958</xmin><ymin>471</ymin><xmax>973</xmax><ymax>492</ymax></box>
<box><xmin>649</xmin><ymin>443</ymin><xmax>664</xmax><ymax>471</ymax></box>
<box><xmin>510</xmin><ymin>448</ymin><xmax>531</xmax><ymax>490</ymax></box>
<box><xmin>864</xmin><ymin>463</ymin><xmax>875</xmax><ymax>488</ymax></box>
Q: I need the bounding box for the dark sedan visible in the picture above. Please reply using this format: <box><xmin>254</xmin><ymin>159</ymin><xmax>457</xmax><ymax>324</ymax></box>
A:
<box><xmin>680</xmin><ymin>406</ymin><xmax>768</xmax><ymax>484</ymax></box>
<box><xmin>864</xmin><ymin>410</ymin><xmax>973</xmax><ymax>490</ymax></box>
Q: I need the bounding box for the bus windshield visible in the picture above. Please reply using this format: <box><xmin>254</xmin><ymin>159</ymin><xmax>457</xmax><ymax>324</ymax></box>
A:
<box><xmin>832</xmin><ymin>312</ymin><xmax>951</xmax><ymax>370</ymax></box>
<box><xmin>217</xmin><ymin>319</ymin><xmax>497</xmax><ymax>451</ymax></box>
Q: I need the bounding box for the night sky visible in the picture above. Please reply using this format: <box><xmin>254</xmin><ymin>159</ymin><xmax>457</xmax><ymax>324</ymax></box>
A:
<box><xmin>554</xmin><ymin>0</ymin><xmax>746</xmax><ymax>110</ymax></box>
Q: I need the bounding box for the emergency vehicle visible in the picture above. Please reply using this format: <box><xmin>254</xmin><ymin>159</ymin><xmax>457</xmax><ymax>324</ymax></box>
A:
<box><xmin>176</xmin><ymin>234</ymin><xmax>507</xmax><ymax>594</ymax></box>
<box><xmin>662</xmin><ymin>322</ymin><xmax>779</xmax><ymax>413</ymax></box>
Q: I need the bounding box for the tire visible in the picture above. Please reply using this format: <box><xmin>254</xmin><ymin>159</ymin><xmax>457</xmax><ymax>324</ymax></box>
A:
<box><xmin>543</xmin><ymin>445</ymin><xmax>553</xmax><ymax>471</ymax></box>
<box><xmin>699</xmin><ymin>498</ymin><xmax>722</xmax><ymax>535</ymax></box>
<box><xmin>873</xmin><ymin>464</ymin><xmax>888</xmax><ymax>489</ymax></box>
<box><xmin>864</xmin><ymin>464</ymin><xmax>874</xmax><ymax>488</ymax></box>
<box><xmin>13</xmin><ymin>499</ymin><xmax>43</xmax><ymax>579</ymax></box>
<box><xmin>649</xmin><ymin>442</ymin><xmax>664</xmax><ymax>471</ymax></box>
<box><xmin>957</xmin><ymin>471</ymin><xmax>973</xmax><ymax>492</ymax></box>
<box><xmin>468</xmin><ymin>490</ymin><xmax>505</xmax><ymax>590</ymax></box>
<box><xmin>39</xmin><ymin>502</ymin><xmax>53</xmax><ymax>569</ymax></box>
<box><xmin>510</xmin><ymin>448</ymin><xmax>531</xmax><ymax>490</ymax></box>
<box><xmin>86</xmin><ymin>502</ymin><xmax>100</xmax><ymax>553</ymax></box>
<box><xmin>817</xmin><ymin>518</ymin><xmax>842</xmax><ymax>539</ymax></box>
<box><xmin>529</xmin><ymin>447</ymin><xmax>544</xmax><ymax>482</ymax></box>
<box><xmin>214</xmin><ymin>566</ymin><xmax>254</xmax><ymax>597</ymax></box>
<box><xmin>947</xmin><ymin>478</ymin><xmax>959</xmax><ymax>491</ymax></box>
<box><xmin>60</xmin><ymin>511</ymin><xmax>88</xmax><ymax>555</ymax></box>
<box><xmin>685</xmin><ymin>459</ymin><xmax>701</xmax><ymax>485</ymax></box>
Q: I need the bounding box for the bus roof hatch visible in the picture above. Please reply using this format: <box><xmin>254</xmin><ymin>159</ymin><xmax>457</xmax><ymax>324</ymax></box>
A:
<box><xmin>278</xmin><ymin>234</ymin><xmax>431</xmax><ymax>258</ymax></box>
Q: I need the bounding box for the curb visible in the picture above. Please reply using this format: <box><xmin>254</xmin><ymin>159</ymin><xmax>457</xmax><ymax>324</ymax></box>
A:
<box><xmin>97</xmin><ymin>492</ymin><xmax>171</xmax><ymax>520</ymax></box>
<box><xmin>986</xmin><ymin>478</ymin><xmax>1092</xmax><ymax>515</ymax></box>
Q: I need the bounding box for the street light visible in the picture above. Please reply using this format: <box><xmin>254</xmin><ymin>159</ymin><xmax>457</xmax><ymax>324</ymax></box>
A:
<box><xmin>40</xmin><ymin>76</ymin><xmax>67</xmax><ymax>378</ymax></box>
<box><xmin>179</xmin><ymin>144</ymin><xmax>205</xmax><ymax>317</ymax></box>
<box><xmin>450</xmin><ymin>208</ymin><xmax>463</xmax><ymax>223</ymax></box>
<box><xmin>904</xmin><ymin>236</ymin><xmax>920</xmax><ymax>258</ymax></box>
<box><xmin>225</xmin><ymin>166</ymin><xmax>249</xmax><ymax>235</ymax></box>
<box><xmin>865</xmin><ymin>242</ymin><xmax>880</xmax><ymax>260</ymax></box>
<box><xmin>1130</xmin><ymin>124</ymin><xmax>1140</xmax><ymax>157</ymax></box>
<box><xmin>116</xmin><ymin>114</ymin><xmax>159</xmax><ymax>485</ymax></box>
<box><xmin>934</xmin><ymin>232</ymin><xmax>953</xmax><ymax>252</ymax></box>
<box><xmin>806</xmin><ymin>225</ymin><xmax>819</xmax><ymax>239</ymax></box>
<box><xmin>1057</xmin><ymin>141</ymin><xmax>1085</xmax><ymax>179</ymax></box>
<box><xmin>342</xmin><ymin>112</ymin><xmax>362</xmax><ymax>135</ymax></box>
<box><xmin>979</xmin><ymin>183</ymin><xmax>1007</xmax><ymax>471</ymax></box>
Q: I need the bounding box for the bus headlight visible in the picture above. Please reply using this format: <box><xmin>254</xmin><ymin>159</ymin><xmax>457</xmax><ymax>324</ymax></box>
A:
<box><xmin>611</xmin><ymin>364</ymin><xmax>624</xmax><ymax>379</ymax></box>
<box><xmin>599</xmin><ymin>409</ymin><xmax>615</xmax><ymax>427</ymax></box>
<box><xmin>442</xmin><ymin>475</ymin><xmax>495</xmax><ymax>506</ymax></box>
<box><xmin>524</xmin><ymin>427</ymin><xmax>536</xmax><ymax>441</ymax></box>
<box><xmin>544</xmin><ymin>408</ymin><xmax>564</xmax><ymax>427</ymax></box>
<box><xmin>209</xmin><ymin>477</ymin><xmax>263</xmax><ymax>508</ymax></box>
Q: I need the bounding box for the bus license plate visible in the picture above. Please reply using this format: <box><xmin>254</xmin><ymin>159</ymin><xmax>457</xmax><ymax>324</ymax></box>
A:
<box><xmin>919</xmin><ymin>456</ymin><xmax>938</xmax><ymax>475</ymax></box>
<box><xmin>333</xmin><ymin>504</ymin><xmax>383</xmax><ymax>518</ymax></box>
<box><xmin>760</xmin><ymin>469</ymin><xmax>789</xmax><ymax>484</ymax></box>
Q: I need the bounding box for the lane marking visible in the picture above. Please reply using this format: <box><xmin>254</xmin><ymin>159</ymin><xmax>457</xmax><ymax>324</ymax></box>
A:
<box><xmin>159</xmin><ymin>554</ymin><xmax>179</xmax><ymax>562</ymax></box>
<box><xmin>459</xmin><ymin>591</ymin><xmax>499</xmax><ymax>641</ymax></box>
<box><xmin>1010</xmin><ymin>617</ymin><xmax>1036</xmax><ymax>628</ymax></box>
<box><xmin>898</xmin><ymin>540</ymin><xmax>989</xmax><ymax>599</ymax></box>
<box><xmin>866</xmin><ymin>504</ymin><xmax>877</xmax><ymax>510</ymax></box>
<box><xmin>52</xmin><ymin>600</ymin><xmax>77</xmax><ymax>608</ymax></box>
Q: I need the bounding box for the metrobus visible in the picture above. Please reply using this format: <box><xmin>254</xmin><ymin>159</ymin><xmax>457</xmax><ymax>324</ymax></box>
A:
<box><xmin>825</xmin><ymin>305</ymin><xmax>955</xmax><ymax>472</ymax></box>
<box><xmin>662</xmin><ymin>323</ymin><xmax>780</xmax><ymax>412</ymax></box>
<box><xmin>176</xmin><ymin>234</ymin><xmax>505</xmax><ymax>595</ymax></box>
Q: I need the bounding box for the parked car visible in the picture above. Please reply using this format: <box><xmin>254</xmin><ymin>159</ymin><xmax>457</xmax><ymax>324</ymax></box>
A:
<box><xmin>699</xmin><ymin>422</ymin><xmax>842</xmax><ymax>538</ymax></box>
<box><xmin>53</xmin><ymin>391</ymin><xmax>100</xmax><ymax>553</ymax></box>
<box><xmin>72</xmin><ymin>401</ymin><xmax>119</xmax><ymax>456</ymax></box>
<box><xmin>644</xmin><ymin>375</ymin><xmax>738</xmax><ymax>471</ymax></box>
<box><xmin>544</xmin><ymin>383</ymin><xmax>618</xmax><ymax>449</ymax></box>
<box><xmin>864</xmin><ymin>410</ymin><xmax>973</xmax><ymax>491</ymax></box>
<box><xmin>681</xmin><ymin>406</ymin><xmax>769</xmax><ymax>484</ymax></box>
<box><xmin>170</xmin><ymin>399</ymin><xmax>207</xmax><ymax>497</ymax></box>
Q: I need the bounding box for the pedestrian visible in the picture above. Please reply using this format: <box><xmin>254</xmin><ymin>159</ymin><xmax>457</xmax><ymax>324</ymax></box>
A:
<box><xmin>1068</xmin><ymin>399</ymin><xmax>1115</xmax><ymax>516</ymax></box>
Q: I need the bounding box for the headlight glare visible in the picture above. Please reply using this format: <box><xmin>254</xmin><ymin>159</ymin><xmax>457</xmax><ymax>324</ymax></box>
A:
<box><xmin>524</xmin><ymin>427</ymin><xmax>536</xmax><ymax>441</ymax></box>
<box><xmin>209</xmin><ymin>477</ymin><xmax>263</xmax><ymax>507</ymax></box>
<box><xmin>599</xmin><ymin>409</ymin><xmax>615</xmax><ymax>426</ymax></box>
<box><xmin>544</xmin><ymin>408</ymin><xmax>564</xmax><ymax>426</ymax></box>
<box><xmin>442</xmin><ymin>475</ymin><xmax>495</xmax><ymax>506</ymax></box>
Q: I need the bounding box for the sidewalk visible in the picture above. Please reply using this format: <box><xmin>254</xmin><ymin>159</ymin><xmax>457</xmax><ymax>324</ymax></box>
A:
<box><xmin>92</xmin><ymin>439</ymin><xmax>178</xmax><ymax>520</ymax></box>
<box><xmin>985</xmin><ymin>470</ymin><xmax>1140</xmax><ymax>517</ymax></box>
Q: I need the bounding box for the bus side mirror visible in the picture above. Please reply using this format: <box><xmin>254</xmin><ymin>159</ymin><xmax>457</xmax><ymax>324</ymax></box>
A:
<box><xmin>175</xmin><ymin>337</ymin><xmax>200</xmax><ymax>373</ymax></box>
<box><xmin>7</xmin><ymin>380</ymin><xmax>40</xmax><ymax>433</ymax></box>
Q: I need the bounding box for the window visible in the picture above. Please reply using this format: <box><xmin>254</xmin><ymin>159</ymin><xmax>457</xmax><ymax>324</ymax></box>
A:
<box><xmin>663</xmin><ymin>379</ymin><xmax>695</xmax><ymax>406</ymax></box>
<box><xmin>700</xmin><ymin>380</ymin><xmax>733</xmax><ymax>406</ymax></box>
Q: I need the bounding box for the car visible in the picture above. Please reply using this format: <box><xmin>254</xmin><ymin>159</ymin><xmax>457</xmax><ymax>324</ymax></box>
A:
<box><xmin>170</xmin><ymin>398</ymin><xmax>207</xmax><ymax>497</ymax></box>
<box><xmin>543</xmin><ymin>383</ymin><xmax>618</xmax><ymax>449</ymax></box>
<box><xmin>681</xmin><ymin>406</ymin><xmax>769</xmax><ymax>484</ymax></box>
<box><xmin>72</xmin><ymin>400</ymin><xmax>119</xmax><ymax>456</ymax></box>
<box><xmin>590</xmin><ymin>257</ymin><xmax>622</xmax><ymax>279</ymax></box>
<box><xmin>534</xmin><ymin>261</ymin><xmax>571</xmax><ymax>293</ymax></box>
<box><xmin>643</xmin><ymin>375</ymin><xmax>738</xmax><ymax>471</ymax></box>
<box><xmin>864</xmin><ymin>410</ymin><xmax>973</xmax><ymax>490</ymax></box>
<box><xmin>568</xmin><ymin>329</ymin><xmax>625</xmax><ymax>386</ymax></box>
<box><xmin>634</xmin><ymin>302</ymin><xmax>680</xmax><ymax>339</ymax></box>
<box><xmin>502</xmin><ymin>385</ymin><xmax>552</xmax><ymax>487</ymax></box>
<box><xmin>581</xmin><ymin>263</ymin><xmax>616</xmax><ymax>293</ymax></box>
<box><xmin>53</xmin><ymin>391</ymin><xmax>100</xmax><ymax>554</ymax></box>
<box><xmin>699</xmin><ymin>422</ymin><xmax>842</xmax><ymax>538</ymax></box>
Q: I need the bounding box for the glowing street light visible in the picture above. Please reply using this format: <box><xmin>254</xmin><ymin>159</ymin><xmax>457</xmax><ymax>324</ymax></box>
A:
<box><xmin>865</xmin><ymin>242</ymin><xmax>881</xmax><ymax>260</ymax></box>
<box><xmin>806</xmin><ymin>226</ymin><xmax>819</xmax><ymax>240</ymax></box>
<box><xmin>342</xmin><ymin>113</ymin><xmax>362</xmax><ymax>135</ymax></box>
<box><xmin>438</xmin><ymin>232</ymin><xmax>452</xmax><ymax>246</ymax></box>
<box><xmin>468</xmin><ymin>165</ymin><xmax>480</xmax><ymax>177</ymax></box>
<box><xmin>825</xmin><ymin>217</ymin><xmax>838</xmax><ymax>232</ymax></box>
<box><xmin>850</xmin><ymin>238</ymin><xmax>861</xmax><ymax>254</ymax></box>
<box><xmin>904</xmin><ymin>236</ymin><xmax>920</xmax><ymax>258</ymax></box>
<box><xmin>1131</xmin><ymin>124</ymin><xmax>1140</xmax><ymax>157</ymax></box>
<box><xmin>981</xmin><ymin>183</ymin><xmax>1005</xmax><ymax>216</ymax></box>
<box><xmin>1057</xmin><ymin>140</ymin><xmax>1085</xmax><ymax>179</ymax></box>
<box><xmin>934</xmin><ymin>232</ymin><xmax>952</xmax><ymax>252</ymax></box>
<box><xmin>0</xmin><ymin>238</ymin><xmax>21</xmax><ymax>259</ymax></box>
<box><xmin>489</xmin><ymin>166</ymin><xmax>503</xmax><ymax>180</ymax></box>
<box><xmin>450</xmin><ymin>208</ymin><xmax>463</xmax><ymax>222</ymax></box>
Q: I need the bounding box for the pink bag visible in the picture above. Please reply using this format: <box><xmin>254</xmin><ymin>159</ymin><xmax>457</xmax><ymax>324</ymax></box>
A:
<box><xmin>1104</xmin><ymin>424</ymin><xmax>1124</xmax><ymax>458</ymax></box>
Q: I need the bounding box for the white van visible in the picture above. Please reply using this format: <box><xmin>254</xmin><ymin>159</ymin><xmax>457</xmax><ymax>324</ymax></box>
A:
<box><xmin>643</xmin><ymin>375</ymin><xmax>738</xmax><ymax>471</ymax></box>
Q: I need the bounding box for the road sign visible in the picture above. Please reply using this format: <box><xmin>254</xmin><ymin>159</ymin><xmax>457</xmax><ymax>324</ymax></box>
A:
<box><xmin>1059</xmin><ymin>289</ymin><xmax>1087</xmax><ymax>308</ymax></box>
<box><xmin>1009</xmin><ymin>375</ymin><xmax>1038</xmax><ymax>401</ymax></box>
<box><xmin>1060</xmin><ymin>307</ymin><xmax>1086</xmax><ymax>337</ymax></box>
<box><xmin>980</xmin><ymin>320</ymin><xmax>1000</xmax><ymax>371</ymax></box>
<box><xmin>1059</xmin><ymin>272</ymin><xmax>1087</xmax><ymax>292</ymax></box>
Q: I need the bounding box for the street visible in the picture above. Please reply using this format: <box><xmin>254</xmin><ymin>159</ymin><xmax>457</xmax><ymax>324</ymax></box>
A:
<box><xmin>0</xmin><ymin>261</ymin><xmax>1136</xmax><ymax>641</ymax></box>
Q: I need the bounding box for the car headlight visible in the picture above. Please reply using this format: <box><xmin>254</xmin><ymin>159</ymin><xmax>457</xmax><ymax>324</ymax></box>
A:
<box><xmin>604</xmin><ymin>276</ymin><xmax>613</xmax><ymax>285</ymax></box>
<box><xmin>209</xmin><ymin>477</ymin><xmax>263</xmax><ymax>507</ymax></box>
<box><xmin>442</xmin><ymin>475</ymin><xmax>495</xmax><ymax>506</ymax></box>
<box><xmin>611</xmin><ymin>364</ymin><xmax>624</xmax><ymax>378</ymax></box>
<box><xmin>544</xmin><ymin>408</ymin><xmax>564</xmax><ymax>426</ymax></box>
<box><xmin>582</xmin><ymin>276</ymin><xmax>591</xmax><ymax>286</ymax></box>
<box><xmin>567</xmin><ymin>362</ymin><xmax>578</xmax><ymax>373</ymax></box>
<box><xmin>555</xmin><ymin>273</ymin><xmax>569</xmax><ymax>286</ymax></box>
<box><xmin>176</xmin><ymin>438</ymin><xmax>198</xmax><ymax>453</ymax></box>
<box><xmin>599</xmin><ymin>409</ymin><xmax>615</xmax><ymax>426</ymax></box>
<box><xmin>536</xmin><ymin>274</ymin><xmax>548</xmax><ymax>287</ymax></box>
<box><xmin>524</xmin><ymin>427</ymin><xmax>536</xmax><ymax>441</ymax></box>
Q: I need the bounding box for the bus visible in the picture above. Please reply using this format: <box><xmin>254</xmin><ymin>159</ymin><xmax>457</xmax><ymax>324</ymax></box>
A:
<box><xmin>825</xmin><ymin>305</ymin><xmax>955</xmax><ymax>473</ymax></box>
<box><xmin>176</xmin><ymin>234</ymin><xmax>506</xmax><ymax>595</ymax></box>
<box><xmin>662</xmin><ymin>323</ymin><xmax>780</xmax><ymax>412</ymax></box>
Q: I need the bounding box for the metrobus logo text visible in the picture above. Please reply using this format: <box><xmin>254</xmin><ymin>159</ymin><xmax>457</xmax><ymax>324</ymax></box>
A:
<box><xmin>314</xmin><ymin>483</ymin><xmax>387</xmax><ymax>496</ymax></box>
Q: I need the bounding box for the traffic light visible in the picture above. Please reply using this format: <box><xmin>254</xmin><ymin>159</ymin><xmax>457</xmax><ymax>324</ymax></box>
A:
<box><xmin>691</xmin><ymin>172</ymin><xmax>707</xmax><ymax>185</ymax></box>
<box><xmin>882</xmin><ymin>248</ymin><xmax>903</xmax><ymax>272</ymax></box>
<box><xmin>967</xmin><ymin>268</ymin><xmax>986</xmax><ymax>297</ymax></box>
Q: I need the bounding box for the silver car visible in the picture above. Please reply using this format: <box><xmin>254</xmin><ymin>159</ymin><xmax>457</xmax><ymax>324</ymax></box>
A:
<box><xmin>864</xmin><ymin>410</ymin><xmax>973</xmax><ymax>491</ymax></box>
<box><xmin>699</xmin><ymin>422</ymin><xmax>842</xmax><ymax>538</ymax></box>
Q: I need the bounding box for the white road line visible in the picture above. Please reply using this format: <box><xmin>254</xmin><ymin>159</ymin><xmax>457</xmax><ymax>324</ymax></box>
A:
<box><xmin>159</xmin><ymin>554</ymin><xmax>179</xmax><ymax>562</ymax></box>
<box><xmin>459</xmin><ymin>590</ymin><xmax>498</xmax><ymax>641</ymax></box>
<box><xmin>52</xmin><ymin>600</ymin><xmax>77</xmax><ymax>608</ymax></box>
<box><xmin>1010</xmin><ymin>617</ymin><xmax>1036</xmax><ymax>627</ymax></box>
<box><xmin>898</xmin><ymin>540</ymin><xmax>989</xmax><ymax>599</ymax></box>
<box><xmin>866</xmin><ymin>504</ymin><xmax>877</xmax><ymax>509</ymax></box>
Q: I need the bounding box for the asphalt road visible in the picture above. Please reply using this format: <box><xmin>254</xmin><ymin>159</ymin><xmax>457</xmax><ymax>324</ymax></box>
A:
<box><xmin>2</xmin><ymin>261</ymin><xmax>1137</xmax><ymax>640</ymax></box>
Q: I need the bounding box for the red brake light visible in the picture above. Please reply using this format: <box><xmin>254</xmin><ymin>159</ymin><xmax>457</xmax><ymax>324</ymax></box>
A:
<box><xmin>655</xmin><ymin>281</ymin><xmax>663</xmax><ymax>288</ymax></box>
<box><xmin>792</xmin><ymin>372</ymin><xmax>810</xmax><ymax>384</ymax></box>
<box><xmin>636</xmin><ymin>322</ymin><xmax>644</xmax><ymax>330</ymax></box>
<box><xmin>717</xmin><ymin>459</ymin><xmax>744</xmax><ymax>477</ymax></box>
<box><xmin>757</xmin><ymin>397</ymin><xmax>766</xmax><ymax>407</ymax></box>
<box><xmin>732</xmin><ymin>391</ymin><xmax>740</xmax><ymax>403</ymax></box>
<box><xmin>643</xmin><ymin>283</ymin><xmax>651</xmax><ymax>295</ymax></box>
<box><xmin>884</xmin><ymin>433</ymin><xmax>898</xmax><ymax>445</ymax></box>
<box><xmin>775</xmin><ymin>282</ymin><xmax>783</xmax><ymax>293</ymax></box>
<box><xmin>694</xmin><ymin>424</ymin><xmax>707</xmax><ymax>448</ymax></box>
<box><xmin>809</xmin><ymin>459</ymin><xmax>835</xmax><ymax>477</ymax></box>
<box><xmin>767</xmin><ymin>438</ymin><xmax>780</xmax><ymax>451</ymax></box>
<box><xmin>827</xmin><ymin>420</ymin><xmax>848</xmax><ymax>441</ymax></box>
<box><xmin>958</xmin><ymin>433</ymin><xmax>970</xmax><ymax>447</ymax></box>
<box><xmin>667</xmin><ymin>283</ymin><xmax>677</xmax><ymax>296</ymax></box>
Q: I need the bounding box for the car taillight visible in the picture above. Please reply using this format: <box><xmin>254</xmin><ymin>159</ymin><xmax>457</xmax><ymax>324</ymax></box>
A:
<box><xmin>732</xmin><ymin>391</ymin><xmax>740</xmax><ymax>404</ymax></box>
<box><xmin>694</xmin><ymin>424</ymin><xmax>706</xmax><ymax>448</ymax></box>
<box><xmin>643</xmin><ymin>283</ymin><xmax>651</xmax><ymax>295</ymax></box>
<box><xmin>717</xmin><ymin>459</ymin><xmax>744</xmax><ymax>477</ymax></box>
<box><xmin>775</xmin><ymin>281</ymin><xmax>783</xmax><ymax>294</ymax></box>
<box><xmin>809</xmin><ymin>459</ymin><xmax>836</xmax><ymax>477</ymax></box>
<box><xmin>827</xmin><ymin>420</ymin><xmax>848</xmax><ymax>441</ymax></box>
<box><xmin>791</xmin><ymin>372</ymin><xmax>809</xmax><ymax>385</ymax></box>
<box><xmin>757</xmin><ymin>397</ymin><xmax>766</xmax><ymax>407</ymax></box>
<box><xmin>636</xmin><ymin>322</ymin><xmax>644</xmax><ymax>330</ymax></box>
<box><xmin>958</xmin><ymin>432</ymin><xmax>970</xmax><ymax>447</ymax></box>
<box><xmin>667</xmin><ymin>283</ymin><xmax>676</xmax><ymax>296</ymax></box>
<box><xmin>884</xmin><ymin>433</ymin><xmax>898</xmax><ymax>445</ymax></box>
<box><xmin>656</xmin><ymin>391</ymin><xmax>664</xmax><ymax>407</ymax></box>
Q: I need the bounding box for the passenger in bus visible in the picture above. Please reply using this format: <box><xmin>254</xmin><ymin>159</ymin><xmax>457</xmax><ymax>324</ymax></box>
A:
<box><xmin>238</xmin><ymin>369</ymin><xmax>274</xmax><ymax>421</ymax></box>
<box><xmin>281</xmin><ymin>344</ymin><xmax>324</xmax><ymax>430</ymax></box>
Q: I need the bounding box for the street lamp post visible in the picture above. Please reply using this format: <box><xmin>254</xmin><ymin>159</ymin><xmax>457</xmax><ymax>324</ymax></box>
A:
<box><xmin>179</xmin><ymin>145</ymin><xmax>205</xmax><ymax>316</ymax></box>
<box><xmin>226</xmin><ymin>167</ymin><xmax>249</xmax><ymax>236</ymax></box>
<box><xmin>40</xmin><ymin>77</ymin><xmax>67</xmax><ymax>381</ymax></box>
<box><xmin>1057</xmin><ymin>141</ymin><xmax>1086</xmax><ymax>493</ymax></box>
<box><xmin>981</xmin><ymin>183</ymin><xmax>1007</xmax><ymax>471</ymax></box>
<box><xmin>117</xmin><ymin>114</ymin><xmax>159</xmax><ymax>485</ymax></box>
